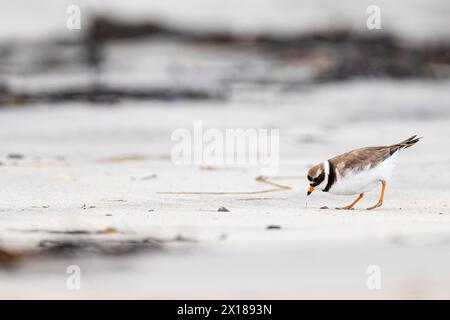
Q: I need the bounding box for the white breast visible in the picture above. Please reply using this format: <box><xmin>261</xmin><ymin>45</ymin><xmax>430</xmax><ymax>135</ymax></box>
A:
<box><xmin>329</xmin><ymin>154</ymin><xmax>397</xmax><ymax>195</ymax></box>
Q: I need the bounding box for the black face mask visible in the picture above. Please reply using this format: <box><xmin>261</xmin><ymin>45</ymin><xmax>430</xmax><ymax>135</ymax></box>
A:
<box><xmin>309</xmin><ymin>172</ymin><xmax>325</xmax><ymax>187</ymax></box>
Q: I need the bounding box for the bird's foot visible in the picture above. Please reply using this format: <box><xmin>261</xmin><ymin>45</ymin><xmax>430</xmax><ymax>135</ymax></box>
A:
<box><xmin>367</xmin><ymin>201</ymin><xmax>383</xmax><ymax>210</ymax></box>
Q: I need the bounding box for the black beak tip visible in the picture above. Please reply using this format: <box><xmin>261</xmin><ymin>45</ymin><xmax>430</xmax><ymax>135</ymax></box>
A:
<box><xmin>307</xmin><ymin>191</ymin><xmax>312</xmax><ymax>196</ymax></box>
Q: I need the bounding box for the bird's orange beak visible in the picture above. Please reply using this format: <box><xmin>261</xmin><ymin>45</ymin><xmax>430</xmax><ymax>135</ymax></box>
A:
<box><xmin>307</xmin><ymin>185</ymin><xmax>314</xmax><ymax>196</ymax></box>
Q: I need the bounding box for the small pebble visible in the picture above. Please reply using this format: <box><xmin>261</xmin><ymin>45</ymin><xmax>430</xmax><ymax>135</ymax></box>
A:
<box><xmin>81</xmin><ymin>204</ymin><xmax>96</xmax><ymax>210</ymax></box>
<box><xmin>266</xmin><ymin>225</ymin><xmax>281</xmax><ymax>230</ymax></box>
<box><xmin>218</xmin><ymin>206</ymin><xmax>230</xmax><ymax>212</ymax></box>
<box><xmin>320</xmin><ymin>206</ymin><xmax>329</xmax><ymax>209</ymax></box>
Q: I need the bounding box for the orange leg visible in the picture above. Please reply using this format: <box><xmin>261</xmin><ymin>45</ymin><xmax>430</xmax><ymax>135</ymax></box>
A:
<box><xmin>367</xmin><ymin>180</ymin><xmax>387</xmax><ymax>210</ymax></box>
<box><xmin>336</xmin><ymin>193</ymin><xmax>364</xmax><ymax>210</ymax></box>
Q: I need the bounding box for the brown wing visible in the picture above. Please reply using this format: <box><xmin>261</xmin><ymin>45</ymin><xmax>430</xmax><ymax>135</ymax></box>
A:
<box><xmin>329</xmin><ymin>135</ymin><xmax>421</xmax><ymax>175</ymax></box>
<box><xmin>329</xmin><ymin>146</ymin><xmax>392</xmax><ymax>175</ymax></box>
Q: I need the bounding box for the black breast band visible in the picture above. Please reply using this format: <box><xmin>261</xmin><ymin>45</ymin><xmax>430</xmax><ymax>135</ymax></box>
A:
<box><xmin>323</xmin><ymin>160</ymin><xmax>336</xmax><ymax>192</ymax></box>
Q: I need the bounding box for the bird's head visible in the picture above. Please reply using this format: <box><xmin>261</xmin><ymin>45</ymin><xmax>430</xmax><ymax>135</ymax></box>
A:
<box><xmin>307</xmin><ymin>162</ymin><xmax>327</xmax><ymax>195</ymax></box>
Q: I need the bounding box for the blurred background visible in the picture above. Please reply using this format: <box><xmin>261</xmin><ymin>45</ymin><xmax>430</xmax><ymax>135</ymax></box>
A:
<box><xmin>1</xmin><ymin>0</ymin><xmax>450</xmax><ymax>299</ymax></box>
<box><xmin>1</xmin><ymin>0</ymin><xmax>449</xmax><ymax>107</ymax></box>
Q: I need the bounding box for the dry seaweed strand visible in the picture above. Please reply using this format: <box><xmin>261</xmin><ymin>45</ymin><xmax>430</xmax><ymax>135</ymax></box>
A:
<box><xmin>157</xmin><ymin>175</ymin><xmax>304</xmax><ymax>195</ymax></box>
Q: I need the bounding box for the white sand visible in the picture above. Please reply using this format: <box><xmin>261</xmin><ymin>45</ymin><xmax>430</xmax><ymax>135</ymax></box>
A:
<box><xmin>1</xmin><ymin>80</ymin><xmax>450</xmax><ymax>298</ymax></box>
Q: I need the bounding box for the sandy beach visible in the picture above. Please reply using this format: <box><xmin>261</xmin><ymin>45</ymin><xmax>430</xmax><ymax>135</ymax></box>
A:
<box><xmin>1</xmin><ymin>78</ymin><xmax>450</xmax><ymax>298</ymax></box>
<box><xmin>1</xmin><ymin>0</ymin><xmax>450</xmax><ymax>300</ymax></box>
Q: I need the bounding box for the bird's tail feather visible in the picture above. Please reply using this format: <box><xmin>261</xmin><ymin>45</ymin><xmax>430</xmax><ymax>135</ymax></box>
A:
<box><xmin>389</xmin><ymin>135</ymin><xmax>422</xmax><ymax>154</ymax></box>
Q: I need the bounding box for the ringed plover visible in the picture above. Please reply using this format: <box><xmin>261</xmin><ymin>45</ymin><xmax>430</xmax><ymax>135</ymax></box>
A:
<box><xmin>306</xmin><ymin>135</ymin><xmax>421</xmax><ymax>210</ymax></box>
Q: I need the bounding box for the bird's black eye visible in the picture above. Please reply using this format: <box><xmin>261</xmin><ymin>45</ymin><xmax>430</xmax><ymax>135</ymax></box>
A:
<box><xmin>307</xmin><ymin>176</ymin><xmax>312</xmax><ymax>181</ymax></box>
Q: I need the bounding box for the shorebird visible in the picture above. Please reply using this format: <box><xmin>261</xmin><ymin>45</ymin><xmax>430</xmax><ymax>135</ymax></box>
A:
<box><xmin>306</xmin><ymin>135</ymin><xmax>421</xmax><ymax>210</ymax></box>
